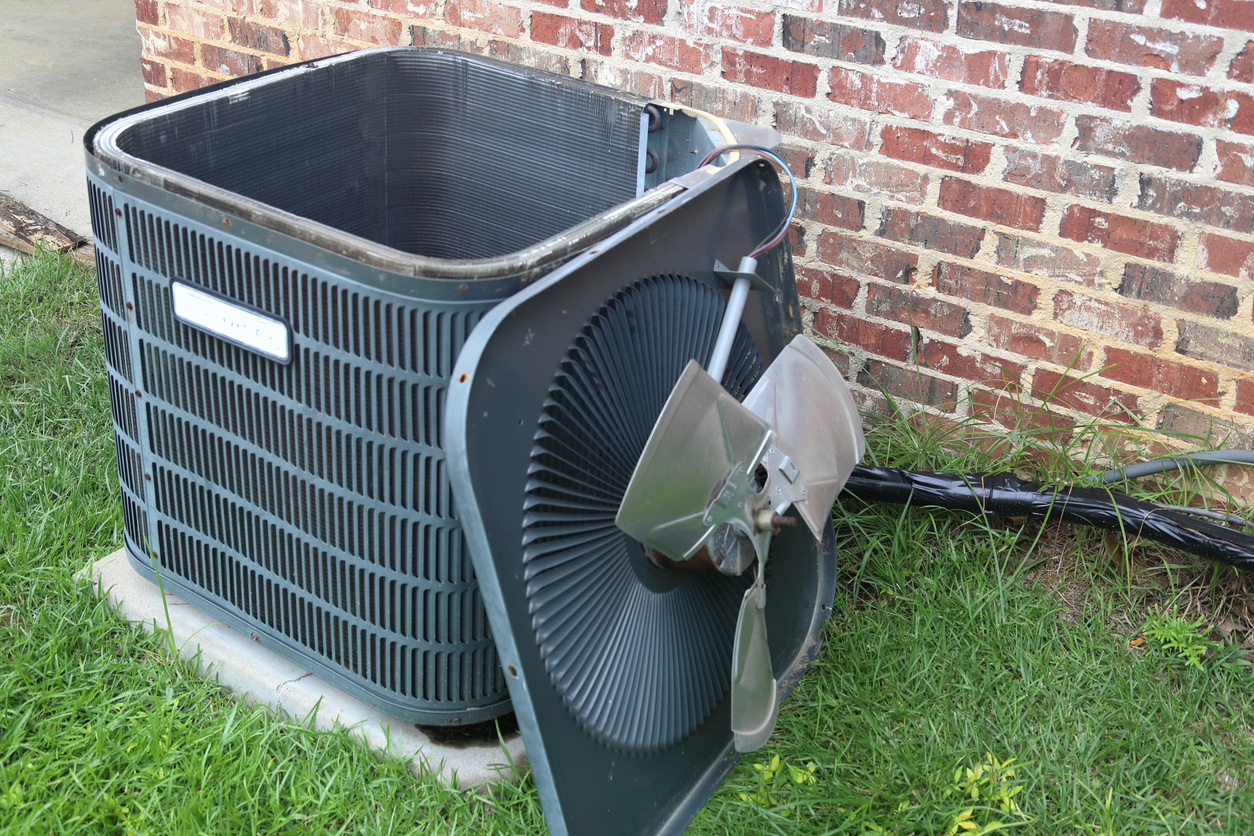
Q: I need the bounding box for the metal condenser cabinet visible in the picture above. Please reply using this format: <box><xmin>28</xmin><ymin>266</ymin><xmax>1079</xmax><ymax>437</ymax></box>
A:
<box><xmin>83</xmin><ymin>48</ymin><xmax>698</xmax><ymax>724</ymax></box>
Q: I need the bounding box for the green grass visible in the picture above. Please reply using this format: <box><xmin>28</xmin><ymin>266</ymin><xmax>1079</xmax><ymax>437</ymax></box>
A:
<box><xmin>3</xmin><ymin>249</ymin><xmax>1254</xmax><ymax>834</ymax></box>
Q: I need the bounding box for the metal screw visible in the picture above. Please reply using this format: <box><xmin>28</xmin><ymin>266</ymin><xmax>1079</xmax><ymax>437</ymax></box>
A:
<box><xmin>250</xmin><ymin>632</ymin><xmax>259</xmax><ymax>641</ymax></box>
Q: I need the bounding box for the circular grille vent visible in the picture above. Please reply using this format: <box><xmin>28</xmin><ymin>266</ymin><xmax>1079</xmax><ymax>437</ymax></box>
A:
<box><xmin>521</xmin><ymin>275</ymin><xmax>765</xmax><ymax>754</ymax></box>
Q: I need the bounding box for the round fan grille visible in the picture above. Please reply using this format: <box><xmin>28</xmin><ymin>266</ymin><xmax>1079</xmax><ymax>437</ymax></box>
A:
<box><xmin>521</xmin><ymin>275</ymin><xmax>765</xmax><ymax>754</ymax></box>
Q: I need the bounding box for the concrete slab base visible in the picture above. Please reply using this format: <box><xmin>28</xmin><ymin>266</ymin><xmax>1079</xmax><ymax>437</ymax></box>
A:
<box><xmin>79</xmin><ymin>548</ymin><xmax>528</xmax><ymax>789</ymax></box>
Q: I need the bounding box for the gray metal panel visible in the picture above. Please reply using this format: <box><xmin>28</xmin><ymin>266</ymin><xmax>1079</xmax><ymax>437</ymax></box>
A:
<box><xmin>446</xmin><ymin>162</ymin><xmax>836</xmax><ymax>836</ymax></box>
<box><xmin>89</xmin><ymin>170</ymin><xmax>511</xmax><ymax>724</ymax></box>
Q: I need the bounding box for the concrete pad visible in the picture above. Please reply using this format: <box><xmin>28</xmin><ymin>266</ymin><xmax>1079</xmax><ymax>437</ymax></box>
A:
<box><xmin>80</xmin><ymin>548</ymin><xmax>528</xmax><ymax>789</ymax></box>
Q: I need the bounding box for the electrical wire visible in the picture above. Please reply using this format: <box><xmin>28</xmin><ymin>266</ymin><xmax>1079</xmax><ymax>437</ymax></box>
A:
<box><xmin>1100</xmin><ymin>449</ymin><xmax>1254</xmax><ymax>484</ymax></box>
<box><xmin>697</xmin><ymin>145</ymin><xmax>798</xmax><ymax>258</ymax></box>
<box><xmin>840</xmin><ymin>466</ymin><xmax>1254</xmax><ymax>570</ymax></box>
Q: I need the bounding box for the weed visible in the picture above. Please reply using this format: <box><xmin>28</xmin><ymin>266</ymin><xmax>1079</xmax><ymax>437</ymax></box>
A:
<box><xmin>1142</xmin><ymin>608</ymin><xmax>1213</xmax><ymax>669</ymax></box>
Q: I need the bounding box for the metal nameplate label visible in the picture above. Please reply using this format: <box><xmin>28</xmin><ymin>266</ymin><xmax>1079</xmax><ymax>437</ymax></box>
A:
<box><xmin>170</xmin><ymin>281</ymin><xmax>291</xmax><ymax>363</ymax></box>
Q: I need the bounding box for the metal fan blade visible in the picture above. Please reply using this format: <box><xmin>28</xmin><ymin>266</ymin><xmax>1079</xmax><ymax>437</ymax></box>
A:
<box><xmin>730</xmin><ymin>567</ymin><xmax>777</xmax><ymax>752</ymax></box>
<box><xmin>616</xmin><ymin>359</ymin><xmax>774</xmax><ymax>563</ymax></box>
<box><xmin>742</xmin><ymin>335</ymin><xmax>866</xmax><ymax>540</ymax></box>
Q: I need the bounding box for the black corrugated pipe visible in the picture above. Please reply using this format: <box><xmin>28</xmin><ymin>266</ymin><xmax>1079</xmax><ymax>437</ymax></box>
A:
<box><xmin>840</xmin><ymin>466</ymin><xmax>1254</xmax><ymax>570</ymax></box>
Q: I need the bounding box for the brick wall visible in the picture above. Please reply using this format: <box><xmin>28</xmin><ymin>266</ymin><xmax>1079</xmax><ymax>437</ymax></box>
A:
<box><xmin>135</xmin><ymin>0</ymin><xmax>1254</xmax><ymax>471</ymax></box>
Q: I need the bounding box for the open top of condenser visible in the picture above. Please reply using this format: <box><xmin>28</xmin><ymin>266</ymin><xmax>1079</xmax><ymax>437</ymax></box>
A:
<box><xmin>88</xmin><ymin>47</ymin><xmax>737</xmax><ymax>282</ymax></box>
<box><xmin>83</xmin><ymin>47</ymin><xmax>769</xmax><ymax>730</ymax></box>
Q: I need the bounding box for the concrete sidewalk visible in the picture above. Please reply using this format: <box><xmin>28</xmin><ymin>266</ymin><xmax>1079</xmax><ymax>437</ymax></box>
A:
<box><xmin>0</xmin><ymin>0</ymin><xmax>146</xmax><ymax>247</ymax></box>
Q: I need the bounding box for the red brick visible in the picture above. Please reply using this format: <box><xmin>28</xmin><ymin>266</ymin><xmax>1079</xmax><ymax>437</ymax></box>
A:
<box><xmin>228</xmin><ymin>17</ymin><xmax>291</xmax><ymax>54</ymax></box>
<box><xmin>202</xmin><ymin>44</ymin><xmax>263</xmax><ymax>76</ymax></box>
<box><xmin>994</xmin><ymin>234</ymin><xmax>1101</xmax><ymax>287</ymax></box>
<box><xmin>817</xmin><ymin>231</ymin><xmax>918</xmax><ymax>282</ymax></box>
<box><xmin>581</xmin><ymin>0</ymin><xmax>666</xmax><ymax>24</ymax></box>
<box><xmin>670</xmin><ymin>79</ymin><xmax>758</xmax><ymax>122</ymax></box>
<box><xmin>410</xmin><ymin>24</ymin><xmax>481</xmax><ymax>51</ymax></box>
<box><xmin>532</xmin><ymin>12</ymin><xmax>613</xmax><ymax>56</ymax></box>
<box><xmin>445</xmin><ymin>0</ymin><xmax>520</xmax><ymax>38</ymax></box>
<box><xmin>1100</xmin><ymin>347</ymin><xmax>1220</xmax><ymax>401</ymax></box>
<box><xmin>892</xmin><ymin>36</ymin><xmax>1009</xmax><ymax>88</ymax></box>
<box><xmin>490</xmin><ymin>40</ymin><xmax>570</xmax><ymax>75</ymax></box>
<box><xmin>1137</xmin><ymin>174</ymin><xmax>1254</xmax><ymax>232</ymax></box>
<box><xmin>933</xmin><ymin>262</ymin><xmax>1038</xmax><ymax>315</ymax></box>
<box><xmin>171</xmin><ymin>66</ymin><xmax>213</xmax><ymax>93</ymax></box>
<box><xmin>879</xmin><ymin>125</ymin><xmax>991</xmax><ymax>173</ymax></box>
<box><xmin>796</xmin><ymin>266</ymin><xmax>859</xmax><ymax>309</ymax></box>
<box><xmin>724</xmin><ymin>48</ymin><xmax>819</xmax><ymax>97</ymax></box>
<box><xmin>877</xmin><ymin>208</ymin><xmax>985</xmax><ymax>258</ymax></box>
<box><xmin>788</xmin><ymin>223</ymin><xmax>807</xmax><ymax>258</ymax></box>
<box><xmin>775</xmin><ymin>143</ymin><xmax>814</xmax><ymax>180</ymax></box>
<box><xmin>1073</xmin><ymin>116</ymin><xmax>1201</xmax><ymax>172</ymax></box>
<box><xmin>583</xmin><ymin>62</ymin><xmax>662</xmax><ymax>98</ymax></box>
<box><xmin>970</xmin><ymin>388</ymin><xmax>1074</xmax><ymax>436</ymax></box>
<box><xmin>774</xmin><ymin>101</ymin><xmax>871</xmax><ymax>149</ymax></box>
<box><xmin>1176</xmin><ymin>320</ymin><xmax>1254</xmax><ymax>373</ymax></box>
<box><xmin>828</xmin><ymin>67</ymin><xmax>931</xmax><ymax>120</ymax></box>
<box><xmin>262</xmin><ymin>0</ymin><xmax>322</xmax><ymax>28</ymax></box>
<box><xmin>1119</xmin><ymin>263</ymin><xmax>1238</xmax><ymax>320</ymax></box>
<box><xmin>835</xmin><ymin>0</ymin><xmax>948</xmax><ymax>32</ymax></box>
<box><xmin>819</xmin><ymin>344</ymin><xmax>852</xmax><ymax>377</ymax></box>
<box><xmin>295</xmin><ymin>33</ymin><xmax>357</xmax><ymax>61</ymax></box>
<box><xmin>145</xmin><ymin>88</ymin><xmax>166</xmax><ymax>103</ymax></box>
<box><xmin>197</xmin><ymin>0</ymin><xmax>254</xmax><ymax>12</ymax></box>
<box><xmin>781</xmin><ymin>15</ymin><xmax>885</xmax><ymax>64</ymax></box>
<box><xmin>1151</xmin><ymin>79</ymin><xmax>1254</xmax><ymax>136</ymax></box>
<box><xmin>1059</xmin><ymin>206</ymin><xmax>1178</xmax><ymax>263</ymax></box>
<box><xmin>625</xmin><ymin>32</ymin><xmax>712</xmax><ymax>72</ymax></box>
<box><xmin>919</xmin><ymin>339</ymin><xmax>1024</xmax><ymax>389</ymax></box>
<box><xmin>815</xmin><ymin>309</ymin><xmax>912</xmax><ymax>360</ymax></box>
<box><xmin>858</xmin><ymin>360</ymin><xmax>958</xmax><ymax>409</ymax></box>
<box><xmin>1019</xmin><ymin>57</ymin><xmax>1139</xmax><ymax>112</ymax></box>
<box><xmin>368</xmin><ymin>0</ymin><xmax>437</xmax><ymax>15</ymax></box>
<box><xmin>1053</xmin><ymin>289</ymin><xmax>1164</xmax><ymax>349</ymax></box>
<box><xmin>957</xmin><ymin>2</ymin><xmax>1076</xmax><ymax>53</ymax></box>
<box><xmin>1196</xmin><ymin>232</ymin><xmax>1254</xmax><ymax>279</ymax></box>
<box><xmin>938</xmin><ymin>178</ymin><xmax>1046</xmax><ymax>232</ymax></box>
<box><xmin>135</xmin><ymin>0</ymin><xmax>159</xmax><ymax>25</ymax></box>
<box><xmin>943</xmin><ymin>92</ymin><xmax>1064</xmax><ymax>144</ymax></box>
<box><xmin>139</xmin><ymin>26</ymin><xmax>196</xmax><ymax>65</ymax></box>
<box><xmin>1217</xmin><ymin>139</ymin><xmax>1254</xmax><ymax>187</ymax></box>
<box><xmin>1236</xmin><ymin>379</ymin><xmax>1254</xmax><ymax>416</ymax></box>
<box><xmin>1231</xmin><ymin>42</ymin><xmax>1254</xmax><ymax>83</ymax></box>
<box><xmin>825</xmin><ymin>152</ymin><xmax>930</xmax><ymax>205</ymax></box>
<box><xmin>1032</xmin><ymin>369</ymin><xmax>1139</xmax><ymax>421</ymax></box>
<box><xmin>166</xmin><ymin>4</ymin><xmax>224</xmax><ymax>40</ymax></box>
<box><xmin>1002</xmin><ymin>149</ymin><xmax>1115</xmax><ymax>202</ymax></box>
<box><xmin>1159</xmin><ymin>403</ymin><xmax>1253</xmax><ymax>444</ymax></box>
<box><xmin>1162</xmin><ymin>0</ymin><xmax>1254</xmax><ymax>31</ymax></box>
<box><xmin>867</xmin><ymin>284</ymin><xmax>972</xmax><ymax>337</ymax></box>
<box><xmin>797</xmin><ymin>187</ymin><xmax>865</xmax><ymax>230</ymax></box>
<box><xmin>140</xmin><ymin>57</ymin><xmax>167</xmax><ymax>87</ymax></box>
<box><xmin>686</xmin><ymin>3</ymin><xmax>774</xmax><ymax>47</ymax></box>
<box><xmin>1047</xmin><ymin>0</ymin><xmax>1144</xmax><ymax>10</ymax></box>
<box><xmin>1085</xmin><ymin>20</ymin><xmax>1223</xmax><ymax>76</ymax></box>
<box><xmin>987</xmin><ymin>314</ymin><xmax>1093</xmax><ymax>369</ymax></box>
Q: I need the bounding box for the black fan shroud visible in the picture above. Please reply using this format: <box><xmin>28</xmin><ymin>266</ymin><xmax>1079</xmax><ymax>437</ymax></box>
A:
<box><xmin>521</xmin><ymin>275</ymin><xmax>765</xmax><ymax>754</ymax></box>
